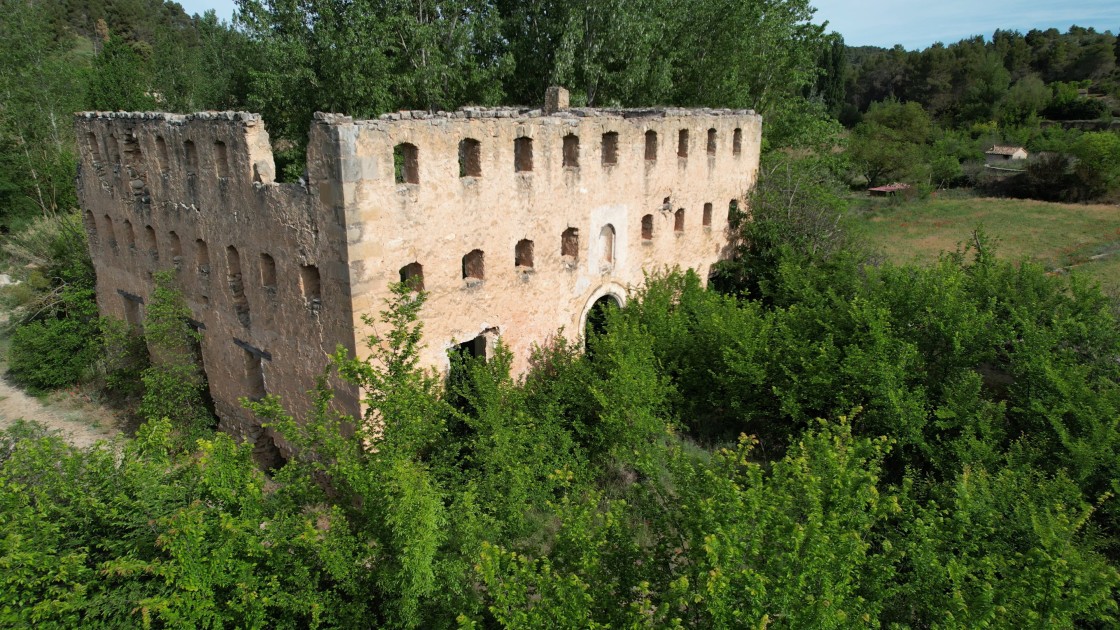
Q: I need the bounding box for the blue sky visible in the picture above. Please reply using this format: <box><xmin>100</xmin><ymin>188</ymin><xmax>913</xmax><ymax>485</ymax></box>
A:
<box><xmin>177</xmin><ymin>0</ymin><xmax>1118</xmax><ymax>51</ymax></box>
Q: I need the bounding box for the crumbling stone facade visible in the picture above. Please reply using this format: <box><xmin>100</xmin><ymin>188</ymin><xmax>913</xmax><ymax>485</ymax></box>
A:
<box><xmin>75</xmin><ymin>96</ymin><xmax>761</xmax><ymax>455</ymax></box>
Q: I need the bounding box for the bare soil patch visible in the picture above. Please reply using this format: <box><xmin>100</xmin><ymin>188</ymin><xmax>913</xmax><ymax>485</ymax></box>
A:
<box><xmin>0</xmin><ymin>377</ymin><xmax>128</xmax><ymax>448</ymax></box>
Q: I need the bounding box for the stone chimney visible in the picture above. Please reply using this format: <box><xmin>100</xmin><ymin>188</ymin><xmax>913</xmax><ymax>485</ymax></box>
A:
<box><xmin>544</xmin><ymin>86</ymin><xmax>570</xmax><ymax>114</ymax></box>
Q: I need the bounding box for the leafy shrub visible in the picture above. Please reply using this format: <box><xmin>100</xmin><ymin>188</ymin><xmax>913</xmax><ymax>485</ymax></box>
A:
<box><xmin>7</xmin><ymin>285</ymin><xmax>99</xmax><ymax>392</ymax></box>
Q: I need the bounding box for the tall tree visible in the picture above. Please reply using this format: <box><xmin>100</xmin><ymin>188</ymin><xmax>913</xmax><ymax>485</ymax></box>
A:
<box><xmin>0</xmin><ymin>0</ymin><xmax>89</xmax><ymax>224</ymax></box>
<box><xmin>500</xmin><ymin>0</ymin><xmax>672</xmax><ymax>107</ymax></box>
<box><xmin>87</xmin><ymin>33</ymin><xmax>156</xmax><ymax>111</ymax></box>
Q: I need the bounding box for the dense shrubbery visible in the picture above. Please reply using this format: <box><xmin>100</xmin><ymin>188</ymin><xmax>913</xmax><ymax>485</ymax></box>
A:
<box><xmin>3</xmin><ymin>214</ymin><xmax>101</xmax><ymax>392</ymax></box>
<box><xmin>3</xmin><ymin>225</ymin><xmax>1119</xmax><ymax>626</ymax></box>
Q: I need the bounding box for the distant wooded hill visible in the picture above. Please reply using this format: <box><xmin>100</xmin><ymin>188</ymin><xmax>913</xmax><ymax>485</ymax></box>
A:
<box><xmin>823</xmin><ymin>26</ymin><xmax>1119</xmax><ymax>127</ymax></box>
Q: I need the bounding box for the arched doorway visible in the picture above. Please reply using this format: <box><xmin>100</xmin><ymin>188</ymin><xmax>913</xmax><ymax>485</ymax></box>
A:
<box><xmin>584</xmin><ymin>293</ymin><xmax>622</xmax><ymax>340</ymax></box>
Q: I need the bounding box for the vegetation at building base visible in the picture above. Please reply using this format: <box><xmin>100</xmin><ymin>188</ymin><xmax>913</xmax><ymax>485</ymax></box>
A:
<box><xmin>4</xmin><ymin>214</ymin><xmax>1120</xmax><ymax>625</ymax></box>
<box><xmin>1</xmin><ymin>0</ymin><xmax>1120</xmax><ymax>626</ymax></box>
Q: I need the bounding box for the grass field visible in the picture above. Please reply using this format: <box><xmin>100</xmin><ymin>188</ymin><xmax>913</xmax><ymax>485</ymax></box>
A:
<box><xmin>847</xmin><ymin>194</ymin><xmax>1120</xmax><ymax>296</ymax></box>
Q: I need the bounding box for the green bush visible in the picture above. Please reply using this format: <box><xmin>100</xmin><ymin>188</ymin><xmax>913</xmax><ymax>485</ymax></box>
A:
<box><xmin>7</xmin><ymin>285</ymin><xmax>99</xmax><ymax>392</ymax></box>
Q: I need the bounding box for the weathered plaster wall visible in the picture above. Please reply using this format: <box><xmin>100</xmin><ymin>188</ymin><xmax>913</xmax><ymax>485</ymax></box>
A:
<box><xmin>75</xmin><ymin>103</ymin><xmax>761</xmax><ymax>453</ymax></box>
<box><xmin>75</xmin><ymin>112</ymin><xmax>360</xmax><ymax>457</ymax></box>
<box><xmin>336</xmin><ymin>107</ymin><xmax>761</xmax><ymax>374</ymax></box>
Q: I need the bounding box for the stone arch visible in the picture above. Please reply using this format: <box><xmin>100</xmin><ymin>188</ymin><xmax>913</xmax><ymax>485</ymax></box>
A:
<box><xmin>579</xmin><ymin>284</ymin><xmax>627</xmax><ymax>342</ymax></box>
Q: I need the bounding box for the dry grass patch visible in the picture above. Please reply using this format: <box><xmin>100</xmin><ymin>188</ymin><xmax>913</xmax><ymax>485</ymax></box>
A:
<box><xmin>849</xmin><ymin>195</ymin><xmax>1120</xmax><ymax>294</ymax></box>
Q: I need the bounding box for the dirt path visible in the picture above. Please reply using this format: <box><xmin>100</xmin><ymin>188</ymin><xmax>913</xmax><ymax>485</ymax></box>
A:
<box><xmin>0</xmin><ymin>376</ymin><xmax>124</xmax><ymax>448</ymax></box>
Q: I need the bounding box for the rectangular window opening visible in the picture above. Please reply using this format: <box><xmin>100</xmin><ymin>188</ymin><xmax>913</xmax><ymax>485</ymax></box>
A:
<box><xmin>677</xmin><ymin>129</ymin><xmax>689</xmax><ymax>158</ymax></box>
<box><xmin>459</xmin><ymin>138</ymin><xmax>481</xmax><ymax>178</ymax></box>
<box><xmin>243</xmin><ymin>347</ymin><xmax>266</xmax><ymax>401</ymax></box>
<box><xmin>514</xmin><ymin>137</ymin><xmax>533</xmax><ymax>173</ymax></box>
<box><xmin>155</xmin><ymin>136</ymin><xmax>169</xmax><ymax>173</ymax></box>
<box><xmin>169</xmin><ymin>231</ymin><xmax>182</xmax><ymax>268</ymax></box>
<box><xmin>394</xmin><ymin>143</ymin><xmax>419</xmax><ymax>184</ymax></box>
<box><xmin>561</xmin><ymin>228</ymin><xmax>579</xmax><ymax>260</ymax></box>
<box><xmin>563</xmin><ymin>134</ymin><xmax>580</xmax><ymax>168</ymax></box>
<box><xmin>703</xmin><ymin>202</ymin><xmax>713</xmax><ymax>227</ymax></box>
<box><xmin>515</xmin><ymin>239</ymin><xmax>534</xmax><ymax>269</ymax></box>
<box><xmin>300</xmin><ymin>264</ymin><xmax>321</xmax><ymax>306</ymax></box>
<box><xmin>644</xmin><ymin>130</ymin><xmax>657</xmax><ymax>161</ymax></box>
<box><xmin>462</xmin><ymin>250</ymin><xmax>485</xmax><ymax>282</ymax></box>
<box><xmin>214</xmin><ymin>140</ymin><xmax>230</xmax><ymax>179</ymax></box>
<box><xmin>601</xmin><ymin>132</ymin><xmax>619</xmax><ymax>166</ymax></box>
<box><xmin>399</xmin><ymin>262</ymin><xmax>424</xmax><ymax>291</ymax></box>
<box><xmin>122</xmin><ymin>296</ymin><xmax>143</xmax><ymax>329</ymax></box>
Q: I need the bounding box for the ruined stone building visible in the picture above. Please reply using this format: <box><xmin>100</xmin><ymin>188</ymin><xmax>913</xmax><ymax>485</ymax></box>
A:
<box><xmin>75</xmin><ymin>92</ymin><xmax>761</xmax><ymax>457</ymax></box>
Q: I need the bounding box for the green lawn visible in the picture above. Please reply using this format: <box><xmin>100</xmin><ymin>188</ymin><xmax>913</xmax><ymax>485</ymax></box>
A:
<box><xmin>848</xmin><ymin>194</ymin><xmax>1120</xmax><ymax>296</ymax></box>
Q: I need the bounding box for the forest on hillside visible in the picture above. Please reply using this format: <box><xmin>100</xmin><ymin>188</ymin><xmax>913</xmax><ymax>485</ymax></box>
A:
<box><xmin>2</xmin><ymin>0</ymin><xmax>1120</xmax><ymax>627</ymax></box>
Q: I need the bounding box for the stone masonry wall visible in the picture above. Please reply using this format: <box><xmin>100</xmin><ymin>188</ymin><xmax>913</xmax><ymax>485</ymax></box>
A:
<box><xmin>75</xmin><ymin>111</ymin><xmax>360</xmax><ymax>459</ymax></box>
<box><xmin>334</xmin><ymin>106</ymin><xmax>761</xmax><ymax>374</ymax></box>
<box><xmin>75</xmin><ymin>102</ymin><xmax>762</xmax><ymax>454</ymax></box>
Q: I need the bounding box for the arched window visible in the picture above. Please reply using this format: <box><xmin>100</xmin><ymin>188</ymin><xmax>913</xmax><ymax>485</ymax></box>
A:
<box><xmin>144</xmin><ymin>225</ymin><xmax>158</xmax><ymax>259</ymax></box>
<box><xmin>703</xmin><ymin>202</ymin><xmax>713</xmax><ymax>227</ymax></box>
<box><xmin>674</xmin><ymin>208</ymin><xmax>685</xmax><ymax>232</ymax></box>
<box><xmin>87</xmin><ymin>133</ymin><xmax>102</xmax><ymax>163</ymax></box>
<box><xmin>462</xmin><ymin>249</ymin><xmax>484</xmax><ymax>282</ymax></box>
<box><xmin>599</xmin><ymin>224</ymin><xmax>615</xmax><ymax>266</ymax></box>
<box><xmin>677</xmin><ymin>129</ymin><xmax>689</xmax><ymax>158</ymax></box>
<box><xmin>184</xmin><ymin>140</ymin><xmax>198</xmax><ymax>175</ymax></box>
<box><xmin>394</xmin><ymin>143</ymin><xmax>419</xmax><ymax>184</ymax></box>
<box><xmin>733</xmin><ymin>128</ymin><xmax>743</xmax><ymax>156</ymax></box>
<box><xmin>227</xmin><ymin>245</ymin><xmax>251</xmax><ymax>327</ymax></box>
<box><xmin>122</xmin><ymin>219</ymin><xmax>136</xmax><ymax>250</ymax></box>
<box><xmin>459</xmin><ymin>138</ymin><xmax>481</xmax><ymax>178</ymax></box>
<box><xmin>155</xmin><ymin>136</ymin><xmax>169</xmax><ymax>173</ymax></box>
<box><xmin>195</xmin><ymin>239</ymin><xmax>210</xmax><ymax>275</ymax></box>
<box><xmin>641</xmin><ymin>215</ymin><xmax>653</xmax><ymax>241</ymax></box>
<box><xmin>84</xmin><ymin>211</ymin><xmax>97</xmax><ymax>240</ymax></box>
<box><xmin>399</xmin><ymin>262</ymin><xmax>424</xmax><ymax>290</ymax></box>
<box><xmin>169</xmin><ymin>231</ymin><xmax>182</xmax><ymax>267</ymax></box>
<box><xmin>107</xmin><ymin>135</ymin><xmax>121</xmax><ymax>165</ymax></box>
<box><xmin>102</xmin><ymin>215</ymin><xmax>116</xmax><ymax>250</ymax></box>
<box><xmin>707</xmin><ymin>128</ymin><xmax>717</xmax><ymax>155</ymax></box>
<box><xmin>260</xmin><ymin>253</ymin><xmax>277</xmax><ymax>290</ymax></box>
<box><xmin>214</xmin><ymin>140</ymin><xmax>230</xmax><ymax>179</ymax></box>
<box><xmin>514</xmin><ymin>137</ymin><xmax>533</xmax><ymax>172</ymax></box>
<box><xmin>515</xmin><ymin>239</ymin><xmax>534</xmax><ymax>269</ymax></box>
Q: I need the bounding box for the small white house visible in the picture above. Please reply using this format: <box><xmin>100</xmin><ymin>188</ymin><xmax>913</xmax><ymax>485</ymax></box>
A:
<box><xmin>985</xmin><ymin>145</ymin><xmax>1028</xmax><ymax>164</ymax></box>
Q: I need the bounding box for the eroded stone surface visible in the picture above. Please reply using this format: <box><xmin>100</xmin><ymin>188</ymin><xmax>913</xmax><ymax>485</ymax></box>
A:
<box><xmin>75</xmin><ymin>100</ymin><xmax>761</xmax><ymax>454</ymax></box>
